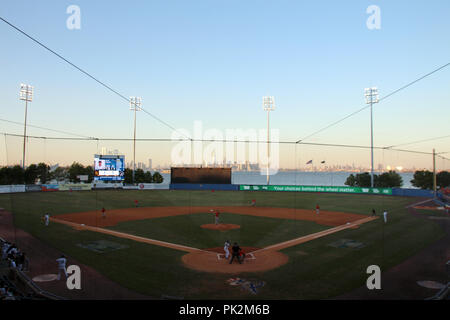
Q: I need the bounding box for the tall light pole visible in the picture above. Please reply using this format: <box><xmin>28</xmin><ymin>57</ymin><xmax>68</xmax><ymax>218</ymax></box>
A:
<box><xmin>433</xmin><ymin>148</ymin><xmax>437</xmax><ymax>198</ymax></box>
<box><xmin>262</xmin><ymin>96</ymin><xmax>275</xmax><ymax>185</ymax></box>
<box><xmin>19</xmin><ymin>84</ymin><xmax>34</xmax><ymax>169</ymax></box>
<box><xmin>364</xmin><ymin>87</ymin><xmax>379</xmax><ymax>188</ymax></box>
<box><xmin>130</xmin><ymin>97</ymin><xmax>142</xmax><ymax>184</ymax></box>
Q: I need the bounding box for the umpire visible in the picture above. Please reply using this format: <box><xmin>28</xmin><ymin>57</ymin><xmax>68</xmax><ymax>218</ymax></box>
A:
<box><xmin>229</xmin><ymin>242</ymin><xmax>242</xmax><ymax>264</ymax></box>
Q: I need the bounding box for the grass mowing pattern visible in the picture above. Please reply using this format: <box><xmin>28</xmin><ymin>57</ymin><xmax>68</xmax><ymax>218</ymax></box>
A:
<box><xmin>0</xmin><ymin>190</ymin><xmax>445</xmax><ymax>299</ymax></box>
<box><xmin>108</xmin><ymin>212</ymin><xmax>329</xmax><ymax>249</ymax></box>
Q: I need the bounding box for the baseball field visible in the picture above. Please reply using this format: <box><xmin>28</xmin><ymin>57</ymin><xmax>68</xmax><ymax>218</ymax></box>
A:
<box><xmin>0</xmin><ymin>189</ymin><xmax>446</xmax><ymax>299</ymax></box>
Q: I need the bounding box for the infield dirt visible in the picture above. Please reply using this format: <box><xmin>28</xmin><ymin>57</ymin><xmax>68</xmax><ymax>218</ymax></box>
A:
<box><xmin>52</xmin><ymin>206</ymin><xmax>376</xmax><ymax>274</ymax></box>
<box><xmin>56</xmin><ymin>206</ymin><xmax>367</xmax><ymax>228</ymax></box>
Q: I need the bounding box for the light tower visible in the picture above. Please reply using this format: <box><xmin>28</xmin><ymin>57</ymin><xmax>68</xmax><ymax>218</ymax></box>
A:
<box><xmin>364</xmin><ymin>87</ymin><xmax>379</xmax><ymax>188</ymax></box>
<box><xmin>130</xmin><ymin>96</ymin><xmax>142</xmax><ymax>184</ymax></box>
<box><xmin>262</xmin><ymin>96</ymin><xmax>275</xmax><ymax>185</ymax></box>
<box><xmin>19</xmin><ymin>84</ymin><xmax>34</xmax><ymax>169</ymax></box>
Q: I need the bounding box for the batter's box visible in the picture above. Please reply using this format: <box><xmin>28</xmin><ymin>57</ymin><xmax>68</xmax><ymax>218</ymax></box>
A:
<box><xmin>217</xmin><ymin>253</ymin><xmax>256</xmax><ymax>260</ymax></box>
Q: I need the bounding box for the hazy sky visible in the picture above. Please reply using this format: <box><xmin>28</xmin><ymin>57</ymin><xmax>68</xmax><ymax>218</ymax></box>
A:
<box><xmin>0</xmin><ymin>1</ymin><xmax>449</xmax><ymax>170</ymax></box>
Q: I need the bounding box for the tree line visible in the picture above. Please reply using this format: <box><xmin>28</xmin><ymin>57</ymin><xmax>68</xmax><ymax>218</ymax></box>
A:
<box><xmin>345</xmin><ymin>170</ymin><xmax>450</xmax><ymax>190</ymax></box>
<box><xmin>0</xmin><ymin>162</ymin><xmax>164</xmax><ymax>185</ymax></box>
<box><xmin>123</xmin><ymin>168</ymin><xmax>164</xmax><ymax>184</ymax></box>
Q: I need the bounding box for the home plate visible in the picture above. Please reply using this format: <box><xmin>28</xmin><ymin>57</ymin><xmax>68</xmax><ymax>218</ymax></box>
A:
<box><xmin>32</xmin><ymin>274</ymin><xmax>59</xmax><ymax>282</ymax></box>
<box><xmin>416</xmin><ymin>280</ymin><xmax>446</xmax><ymax>290</ymax></box>
<box><xmin>217</xmin><ymin>253</ymin><xmax>256</xmax><ymax>260</ymax></box>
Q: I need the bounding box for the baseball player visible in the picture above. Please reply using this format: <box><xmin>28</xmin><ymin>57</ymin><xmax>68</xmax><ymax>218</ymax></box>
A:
<box><xmin>371</xmin><ymin>209</ymin><xmax>376</xmax><ymax>216</ymax></box>
<box><xmin>224</xmin><ymin>240</ymin><xmax>231</xmax><ymax>259</ymax></box>
<box><xmin>44</xmin><ymin>213</ymin><xmax>50</xmax><ymax>226</ymax></box>
<box><xmin>315</xmin><ymin>204</ymin><xmax>320</xmax><ymax>215</ymax></box>
<box><xmin>210</xmin><ymin>209</ymin><xmax>220</xmax><ymax>225</ymax></box>
<box><xmin>101</xmin><ymin>207</ymin><xmax>106</xmax><ymax>219</ymax></box>
<box><xmin>56</xmin><ymin>255</ymin><xmax>68</xmax><ymax>280</ymax></box>
<box><xmin>383</xmin><ymin>210</ymin><xmax>388</xmax><ymax>223</ymax></box>
<box><xmin>239</xmin><ymin>248</ymin><xmax>246</xmax><ymax>263</ymax></box>
<box><xmin>250</xmin><ymin>199</ymin><xmax>256</xmax><ymax>207</ymax></box>
<box><xmin>134</xmin><ymin>200</ymin><xmax>139</xmax><ymax>208</ymax></box>
<box><xmin>229</xmin><ymin>243</ymin><xmax>242</xmax><ymax>264</ymax></box>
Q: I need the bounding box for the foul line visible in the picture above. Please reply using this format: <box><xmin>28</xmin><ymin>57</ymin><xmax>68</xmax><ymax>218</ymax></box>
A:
<box><xmin>51</xmin><ymin>217</ymin><xmax>212</xmax><ymax>254</ymax></box>
<box><xmin>51</xmin><ymin>216</ymin><xmax>377</xmax><ymax>257</ymax></box>
<box><xmin>406</xmin><ymin>198</ymin><xmax>435</xmax><ymax>208</ymax></box>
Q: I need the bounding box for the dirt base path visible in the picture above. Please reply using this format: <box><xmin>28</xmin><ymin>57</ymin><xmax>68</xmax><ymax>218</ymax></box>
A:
<box><xmin>52</xmin><ymin>207</ymin><xmax>377</xmax><ymax>274</ymax></box>
<box><xmin>201</xmin><ymin>224</ymin><xmax>241</xmax><ymax>231</ymax></box>
<box><xmin>56</xmin><ymin>206</ymin><xmax>367</xmax><ymax>228</ymax></box>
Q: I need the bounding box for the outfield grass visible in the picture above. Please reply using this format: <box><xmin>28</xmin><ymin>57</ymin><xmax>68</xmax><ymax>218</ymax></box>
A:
<box><xmin>0</xmin><ymin>190</ymin><xmax>445</xmax><ymax>299</ymax></box>
<box><xmin>413</xmin><ymin>208</ymin><xmax>450</xmax><ymax>218</ymax></box>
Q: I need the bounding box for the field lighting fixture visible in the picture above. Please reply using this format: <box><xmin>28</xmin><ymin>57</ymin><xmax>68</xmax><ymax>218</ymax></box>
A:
<box><xmin>19</xmin><ymin>83</ymin><xmax>34</xmax><ymax>169</ymax></box>
<box><xmin>364</xmin><ymin>87</ymin><xmax>379</xmax><ymax>188</ymax></box>
<box><xmin>262</xmin><ymin>96</ymin><xmax>275</xmax><ymax>185</ymax></box>
<box><xmin>130</xmin><ymin>96</ymin><xmax>142</xmax><ymax>184</ymax></box>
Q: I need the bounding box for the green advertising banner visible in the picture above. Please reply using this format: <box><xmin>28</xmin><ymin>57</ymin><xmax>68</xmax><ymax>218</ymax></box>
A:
<box><xmin>239</xmin><ymin>184</ymin><xmax>392</xmax><ymax>195</ymax></box>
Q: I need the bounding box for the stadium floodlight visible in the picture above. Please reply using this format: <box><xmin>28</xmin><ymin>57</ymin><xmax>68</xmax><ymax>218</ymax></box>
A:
<box><xmin>130</xmin><ymin>97</ymin><xmax>142</xmax><ymax>184</ymax></box>
<box><xmin>364</xmin><ymin>87</ymin><xmax>379</xmax><ymax>104</ymax></box>
<box><xmin>19</xmin><ymin>84</ymin><xmax>34</xmax><ymax>169</ymax></box>
<box><xmin>129</xmin><ymin>96</ymin><xmax>142</xmax><ymax>111</ymax></box>
<box><xmin>262</xmin><ymin>96</ymin><xmax>276</xmax><ymax>185</ymax></box>
<box><xmin>263</xmin><ymin>96</ymin><xmax>275</xmax><ymax>111</ymax></box>
<box><xmin>364</xmin><ymin>87</ymin><xmax>379</xmax><ymax>188</ymax></box>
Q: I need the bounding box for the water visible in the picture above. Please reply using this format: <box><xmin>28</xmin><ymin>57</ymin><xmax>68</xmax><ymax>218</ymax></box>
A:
<box><xmin>160</xmin><ymin>171</ymin><xmax>416</xmax><ymax>188</ymax></box>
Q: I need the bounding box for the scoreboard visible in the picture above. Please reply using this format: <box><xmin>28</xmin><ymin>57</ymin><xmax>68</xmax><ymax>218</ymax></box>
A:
<box><xmin>94</xmin><ymin>155</ymin><xmax>125</xmax><ymax>181</ymax></box>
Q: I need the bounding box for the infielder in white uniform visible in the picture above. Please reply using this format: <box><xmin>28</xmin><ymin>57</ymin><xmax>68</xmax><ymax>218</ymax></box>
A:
<box><xmin>383</xmin><ymin>210</ymin><xmax>388</xmax><ymax>223</ymax></box>
<box><xmin>224</xmin><ymin>240</ymin><xmax>231</xmax><ymax>259</ymax></box>
<box><xmin>56</xmin><ymin>255</ymin><xmax>68</xmax><ymax>280</ymax></box>
<box><xmin>44</xmin><ymin>213</ymin><xmax>50</xmax><ymax>226</ymax></box>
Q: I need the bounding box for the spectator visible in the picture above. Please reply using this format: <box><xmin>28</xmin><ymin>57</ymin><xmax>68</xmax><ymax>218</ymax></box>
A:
<box><xmin>2</xmin><ymin>242</ymin><xmax>11</xmax><ymax>260</ymax></box>
<box><xmin>4</xmin><ymin>288</ymin><xmax>16</xmax><ymax>300</ymax></box>
<box><xmin>9</xmin><ymin>258</ymin><xmax>16</xmax><ymax>269</ymax></box>
<box><xmin>16</xmin><ymin>253</ymin><xmax>26</xmax><ymax>271</ymax></box>
<box><xmin>6</xmin><ymin>244</ymin><xmax>18</xmax><ymax>256</ymax></box>
<box><xmin>0</xmin><ymin>281</ymin><xmax>6</xmax><ymax>296</ymax></box>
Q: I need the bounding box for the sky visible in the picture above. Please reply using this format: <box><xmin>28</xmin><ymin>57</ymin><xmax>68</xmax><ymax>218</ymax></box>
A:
<box><xmin>0</xmin><ymin>0</ymin><xmax>449</xmax><ymax>170</ymax></box>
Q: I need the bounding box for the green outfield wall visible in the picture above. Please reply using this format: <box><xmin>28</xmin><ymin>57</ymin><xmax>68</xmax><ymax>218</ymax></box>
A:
<box><xmin>239</xmin><ymin>184</ymin><xmax>392</xmax><ymax>195</ymax></box>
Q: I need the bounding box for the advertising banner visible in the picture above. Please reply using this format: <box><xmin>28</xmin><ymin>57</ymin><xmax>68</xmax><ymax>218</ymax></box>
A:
<box><xmin>139</xmin><ymin>183</ymin><xmax>170</xmax><ymax>190</ymax></box>
<box><xmin>239</xmin><ymin>184</ymin><xmax>392</xmax><ymax>195</ymax></box>
<box><xmin>41</xmin><ymin>184</ymin><xmax>59</xmax><ymax>192</ymax></box>
<box><xmin>0</xmin><ymin>185</ymin><xmax>26</xmax><ymax>193</ymax></box>
<box><xmin>59</xmin><ymin>183</ymin><xmax>92</xmax><ymax>191</ymax></box>
<box><xmin>26</xmin><ymin>185</ymin><xmax>42</xmax><ymax>192</ymax></box>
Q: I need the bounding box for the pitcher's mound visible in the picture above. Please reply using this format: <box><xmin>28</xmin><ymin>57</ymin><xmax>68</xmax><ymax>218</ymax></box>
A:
<box><xmin>182</xmin><ymin>247</ymin><xmax>289</xmax><ymax>273</ymax></box>
<box><xmin>201</xmin><ymin>223</ymin><xmax>240</xmax><ymax>231</ymax></box>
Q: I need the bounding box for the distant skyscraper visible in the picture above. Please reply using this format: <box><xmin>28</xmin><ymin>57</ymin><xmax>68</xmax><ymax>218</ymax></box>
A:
<box><xmin>148</xmin><ymin>159</ymin><xmax>152</xmax><ymax>170</ymax></box>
